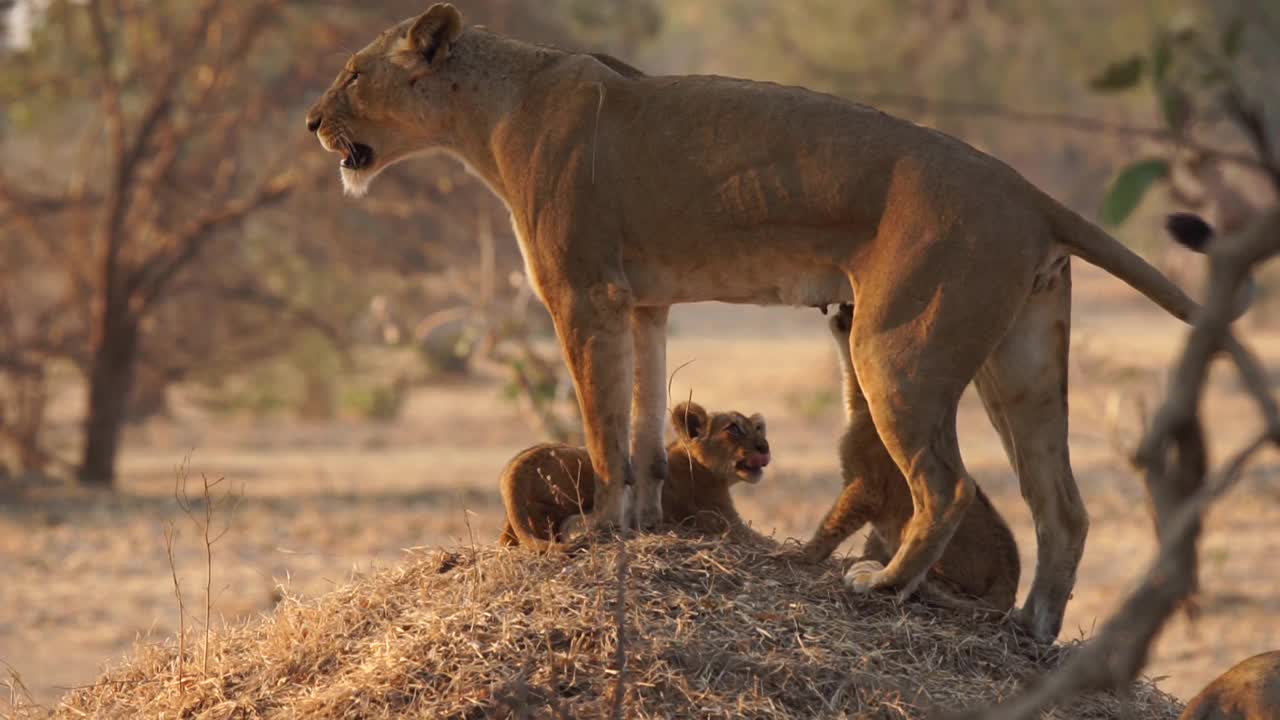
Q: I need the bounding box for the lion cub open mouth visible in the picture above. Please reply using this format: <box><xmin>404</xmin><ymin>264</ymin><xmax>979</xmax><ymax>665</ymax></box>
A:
<box><xmin>735</xmin><ymin>453</ymin><xmax>770</xmax><ymax>482</ymax></box>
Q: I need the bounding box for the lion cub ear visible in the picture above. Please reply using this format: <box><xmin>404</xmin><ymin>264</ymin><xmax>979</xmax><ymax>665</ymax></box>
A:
<box><xmin>672</xmin><ymin>402</ymin><xmax>709</xmax><ymax>441</ymax></box>
<box><xmin>748</xmin><ymin>413</ymin><xmax>766</xmax><ymax>435</ymax></box>
<box><xmin>407</xmin><ymin>3</ymin><xmax>463</xmax><ymax>68</ymax></box>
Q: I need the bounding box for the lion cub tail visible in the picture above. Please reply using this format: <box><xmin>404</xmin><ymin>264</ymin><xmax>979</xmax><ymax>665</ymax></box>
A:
<box><xmin>505</xmin><ymin>522</ymin><xmax>584</xmax><ymax>554</ymax></box>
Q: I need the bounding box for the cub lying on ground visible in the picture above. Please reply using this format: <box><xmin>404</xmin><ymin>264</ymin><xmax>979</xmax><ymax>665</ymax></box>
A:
<box><xmin>500</xmin><ymin>401</ymin><xmax>770</xmax><ymax>552</ymax></box>
<box><xmin>803</xmin><ymin>303</ymin><xmax>1021</xmax><ymax>612</ymax></box>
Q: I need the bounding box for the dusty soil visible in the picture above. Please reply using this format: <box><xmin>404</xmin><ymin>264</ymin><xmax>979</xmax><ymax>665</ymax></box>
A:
<box><xmin>2</xmin><ymin>263</ymin><xmax>1278</xmax><ymax>711</ymax></box>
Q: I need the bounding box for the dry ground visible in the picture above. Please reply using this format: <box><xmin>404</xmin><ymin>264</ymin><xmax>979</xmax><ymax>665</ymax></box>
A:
<box><xmin>52</xmin><ymin>532</ymin><xmax>1182</xmax><ymax>719</ymax></box>
<box><xmin>2</xmin><ymin>264</ymin><xmax>1279</xmax><ymax>712</ymax></box>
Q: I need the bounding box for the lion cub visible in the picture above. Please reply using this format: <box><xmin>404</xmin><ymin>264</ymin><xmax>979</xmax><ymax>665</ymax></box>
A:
<box><xmin>1179</xmin><ymin>651</ymin><xmax>1280</xmax><ymax>720</ymax></box>
<box><xmin>499</xmin><ymin>402</ymin><xmax>771</xmax><ymax>552</ymax></box>
<box><xmin>803</xmin><ymin>304</ymin><xmax>1021</xmax><ymax>611</ymax></box>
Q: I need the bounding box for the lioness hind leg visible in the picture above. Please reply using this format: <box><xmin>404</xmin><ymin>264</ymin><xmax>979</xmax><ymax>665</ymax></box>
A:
<box><xmin>974</xmin><ymin>264</ymin><xmax>1085</xmax><ymax>642</ymax></box>
<box><xmin>548</xmin><ymin>288</ymin><xmax>637</xmax><ymax>531</ymax></box>
<box><xmin>630</xmin><ymin>305</ymin><xmax>670</xmax><ymax>530</ymax></box>
<box><xmin>845</xmin><ymin>264</ymin><xmax>1024</xmax><ymax>599</ymax></box>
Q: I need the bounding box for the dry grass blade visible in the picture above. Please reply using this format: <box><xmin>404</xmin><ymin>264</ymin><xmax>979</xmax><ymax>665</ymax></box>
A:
<box><xmin>2</xmin><ymin>660</ymin><xmax>43</xmax><ymax>720</ymax></box>
<box><xmin>609</xmin><ymin>538</ymin><xmax>629</xmax><ymax>720</ymax></box>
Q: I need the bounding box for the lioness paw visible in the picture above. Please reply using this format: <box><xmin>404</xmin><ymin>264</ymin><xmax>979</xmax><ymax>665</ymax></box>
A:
<box><xmin>633</xmin><ymin>485</ymin><xmax>663</xmax><ymax>530</ymax></box>
<box><xmin>843</xmin><ymin>559</ymin><xmax>886</xmax><ymax>593</ymax></box>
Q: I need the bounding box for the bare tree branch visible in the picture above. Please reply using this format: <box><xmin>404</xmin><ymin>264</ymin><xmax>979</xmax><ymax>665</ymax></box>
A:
<box><xmin>129</xmin><ymin>0</ymin><xmax>283</xmax><ymax>228</ymax></box>
<box><xmin>765</xmin><ymin>20</ymin><xmax>1265</xmax><ymax>174</ymax></box>
<box><xmin>133</xmin><ymin>170</ymin><xmax>297</xmax><ymax>310</ymax></box>
<box><xmin>86</xmin><ymin>0</ymin><xmax>125</xmax><ymax>167</ymax></box>
<box><xmin>209</xmin><ymin>280</ymin><xmax>349</xmax><ymax>352</ymax></box>
<box><xmin>94</xmin><ymin>0</ymin><xmax>224</xmax><ymax>254</ymax></box>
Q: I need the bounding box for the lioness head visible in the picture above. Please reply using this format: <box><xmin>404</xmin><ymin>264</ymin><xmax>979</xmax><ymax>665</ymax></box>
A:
<box><xmin>305</xmin><ymin>3</ymin><xmax>465</xmax><ymax>197</ymax></box>
<box><xmin>671</xmin><ymin>402</ymin><xmax>771</xmax><ymax>484</ymax></box>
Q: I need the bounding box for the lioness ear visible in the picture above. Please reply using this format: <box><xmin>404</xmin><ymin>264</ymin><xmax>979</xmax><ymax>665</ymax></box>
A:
<box><xmin>407</xmin><ymin>3</ymin><xmax>463</xmax><ymax>68</ymax></box>
<box><xmin>672</xmin><ymin>402</ymin><xmax>709</xmax><ymax>441</ymax></box>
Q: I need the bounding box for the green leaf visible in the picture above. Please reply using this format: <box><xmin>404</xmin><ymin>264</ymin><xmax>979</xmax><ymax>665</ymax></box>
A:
<box><xmin>1158</xmin><ymin>85</ymin><xmax>1192</xmax><ymax>135</ymax></box>
<box><xmin>1198</xmin><ymin>65</ymin><xmax>1228</xmax><ymax>87</ymax></box>
<box><xmin>1152</xmin><ymin>35</ymin><xmax>1172</xmax><ymax>83</ymax></box>
<box><xmin>1090</xmin><ymin>56</ymin><xmax>1146</xmax><ymax>92</ymax></box>
<box><xmin>1223</xmin><ymin>17</ymin><xmax>1246</xmax><ymax>57</ymax></box>
<box><xmin>1102</xmin><ymin>159</ymin><xmax>1170</xmax><ymax>226</ymax></box>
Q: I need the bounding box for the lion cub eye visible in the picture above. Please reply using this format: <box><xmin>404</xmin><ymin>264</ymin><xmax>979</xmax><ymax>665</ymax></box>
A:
<box><xmin>726</xmin><ymin>423</ymin><xmax>744</xmax><ymax>438</ymax></box>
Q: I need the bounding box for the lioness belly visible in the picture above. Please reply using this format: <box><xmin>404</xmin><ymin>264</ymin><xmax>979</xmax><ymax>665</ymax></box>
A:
<box><xmin>624</xmin><ymin>245</ymin><xmax>853</xmax><ymax>307</ymax></box>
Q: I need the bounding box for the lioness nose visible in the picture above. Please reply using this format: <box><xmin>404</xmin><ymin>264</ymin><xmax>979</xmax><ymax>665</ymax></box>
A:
<box><xmin>305</xmin><ymin>110</ymin><xmax>322</xmax><ymax>133</ymax></box>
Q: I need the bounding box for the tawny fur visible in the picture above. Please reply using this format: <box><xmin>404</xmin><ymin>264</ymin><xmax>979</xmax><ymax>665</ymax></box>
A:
<box><xmin>1178</xmin><ymin>651</ymin><xmax>1280</xmax><ymax>720</ymax></box>
<box><xmin>305</xmin><ymin>3</ymin><xmax>1211</xmax><ymax>640</ymax></box>
<box><xmin>499</xmin><ymin>401</ymin><xmax>770</xmax><ymax>552</ymax></box>
<box><xmin>803</xmin><ymin>304</ymin><xmax>1021</xmax><ymax>612</ymax></box>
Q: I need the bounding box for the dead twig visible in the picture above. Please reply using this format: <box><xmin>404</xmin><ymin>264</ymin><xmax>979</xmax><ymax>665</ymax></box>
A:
<box><xmin>173</xmin><ymin>456</ymin><xmax>241</xmax><ymax>677</ymax></box>
<box><xmin>609</xmin><ymin>537</ymin><xmax>629</xmax><ymax>720</ymax></box>
<box><xmin>162</xmin><ymin>519</ymin><xmax>187</xmax><ymax>691</ymax></box>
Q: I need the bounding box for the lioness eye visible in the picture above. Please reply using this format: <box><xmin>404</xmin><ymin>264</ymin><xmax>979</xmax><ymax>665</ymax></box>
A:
<box><xmin>346</xmin><ymin>72</ymin><xmax>360</xmax><ymax>87</ymax></box>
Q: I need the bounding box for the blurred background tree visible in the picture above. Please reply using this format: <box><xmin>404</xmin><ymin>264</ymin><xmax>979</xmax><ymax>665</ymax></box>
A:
<box><xmin>0</xmin><ymin>0</ymin><xmax>584</xmax><ymax>487</ymax></box>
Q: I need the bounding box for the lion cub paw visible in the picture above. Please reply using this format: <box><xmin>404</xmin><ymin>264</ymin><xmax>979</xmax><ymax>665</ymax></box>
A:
<box><xmin>843</xmin><ymin>559</ymin><xmax>886</xmax><ymax>593</ymax></box>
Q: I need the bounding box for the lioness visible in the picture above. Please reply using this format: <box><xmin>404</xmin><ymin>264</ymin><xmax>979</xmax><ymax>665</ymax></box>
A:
<box><xmin>1179</xmin><ymin>651</ymin><xmax>1280</xmax><ymax>720</ymax></box>
<box><xmin>499</xmin><ymin>401</ymin><xmax>770</xmax><ymax>552</ymax></box>
<box><xmin>803</xmin><ymin>303</ymin><xmax>1020</xmax><ymax>611</ymax></box>
<box><xmin>305</xmin><ymin>3</ymin><xmax>1208</xmax><ymax>640</ymax></box>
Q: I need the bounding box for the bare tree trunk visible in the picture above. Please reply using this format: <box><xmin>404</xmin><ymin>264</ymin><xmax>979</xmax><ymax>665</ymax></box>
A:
<box><xmin>79</xmin><ymin>300</ymin><xmax>139</xmax><ymax>487</ymax></box>
<box><xmin>128</xmin><ymin>360</ymin><xmax>173</xmax><ymax>423</ymax></box>
<box><xmin>13</xmin><ymin>367</ymin><xmax>49</xmax><ymax>474</ymax></box>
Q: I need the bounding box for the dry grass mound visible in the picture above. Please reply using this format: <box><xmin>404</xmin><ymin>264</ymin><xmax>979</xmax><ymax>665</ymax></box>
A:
<box><xmin>51</xmin><ymin>531</ymin><xmax>1182</xmax><ymax>719</ymax></box>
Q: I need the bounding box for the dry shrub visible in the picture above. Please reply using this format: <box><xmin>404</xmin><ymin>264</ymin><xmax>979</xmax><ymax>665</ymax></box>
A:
<box><xmin>54</xmin><ymin>532</ymin><xmax>1182</xmax><ymax>719</ymax></box>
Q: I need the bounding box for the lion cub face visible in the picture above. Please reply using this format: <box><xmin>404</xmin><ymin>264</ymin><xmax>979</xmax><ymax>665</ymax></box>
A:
<box><xmin>671</xmin><ymin>402</ymin><xmax>770</xmax><ymax>484</ymax></box>
<box><xmin>305</xmin><ymin>4</ymin><xmax>464</xmax><ymax>197</ymax></box>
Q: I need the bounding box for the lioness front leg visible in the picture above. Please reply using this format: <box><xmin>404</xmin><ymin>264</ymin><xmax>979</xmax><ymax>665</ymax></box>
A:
<box><xmin>630</xmin><ymin>305</ymin><xmax>670</xmax><ymax>529</ymax></box>
<box><xmin>548</xmin><ymin>287</ymin><xmax>637</xmax><ymax>530</ymax></box>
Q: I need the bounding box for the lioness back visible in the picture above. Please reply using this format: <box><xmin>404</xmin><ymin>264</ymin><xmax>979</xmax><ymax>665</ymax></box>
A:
<box><xmin>500</xmin><ymin>402</ymin><xmax>770</xmax><ymax>552</ymax></box>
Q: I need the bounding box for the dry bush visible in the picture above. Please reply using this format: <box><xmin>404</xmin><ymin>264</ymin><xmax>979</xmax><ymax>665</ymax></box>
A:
<box><xmin>53</xmin><ymin>531</ymin><xmax>1181</xmax><ymax>720</ymax></box>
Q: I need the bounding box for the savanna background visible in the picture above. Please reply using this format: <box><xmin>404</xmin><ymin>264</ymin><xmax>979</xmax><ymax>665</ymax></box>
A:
<box><xmin>2</xmin><ymin>0</ymin><xmax>1279</xmax><ymax>712</ymax></box>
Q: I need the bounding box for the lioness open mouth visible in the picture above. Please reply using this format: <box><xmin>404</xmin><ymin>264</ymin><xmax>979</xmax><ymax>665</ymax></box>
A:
<box><xmin>341</xmin><ymin>143</ymin><xmax>374</xmax><ymax>170</ymax></box>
